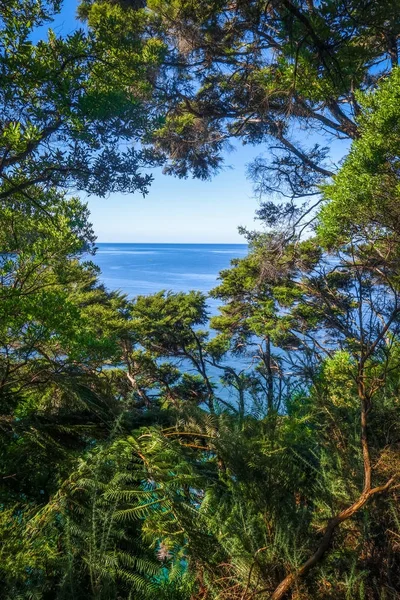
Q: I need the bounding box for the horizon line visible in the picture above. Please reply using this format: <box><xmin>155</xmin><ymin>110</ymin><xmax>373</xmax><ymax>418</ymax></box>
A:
<box><xmin>96</xmin><ymin>241</ymin><xmax>248</xmax><ymax>245</ymax></box>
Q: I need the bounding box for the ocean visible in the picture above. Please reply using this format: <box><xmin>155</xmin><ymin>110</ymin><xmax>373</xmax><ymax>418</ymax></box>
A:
<box><xmin>92</xmin><ymin>243</ymin><xmax>250</xmax><ymax>406</ymax></box>
<box><xmin>93</xmin><ymin>243</ymin><xmax>248</xmax><ymax>312</ymax></box>
<box><xmin>92</xmin><ymin>243</ymin><xmax>263</xmax><ymax>407</ymax></box>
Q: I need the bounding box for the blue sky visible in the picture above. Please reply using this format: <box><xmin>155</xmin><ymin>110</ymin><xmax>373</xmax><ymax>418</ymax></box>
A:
<box><xmin>41</xmin><ymin>1</ymin><xmax>347</xmax><ymax>243</ymax></box>
<box><xmin>87</xmin><ymin>148</ymin><xmax>262</xmax><ymax>243</ymax></box>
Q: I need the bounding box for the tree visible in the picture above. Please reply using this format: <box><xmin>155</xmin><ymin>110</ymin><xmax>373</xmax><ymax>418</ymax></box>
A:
<box><xmin>0</xmin><ymin>0</ymin><xmax>166</xmax><ymax>513</ymax></box>
<box><xmin>209</xmin><ymin>233</ymin><xmax>305</xmax><ymax>415</ymax></box>
<box><xmin>319</xmin><ymin>66</ymin><xmax>400</xmax><ymax>245</ymax></box>
<box><xmin>0</xmin><ymin>0</ymin><xmax>163</xmax><ymax>208</ymax></box>
<box><xmin>79</xmin><ymin>0</ymin><xmax>397</xmax><ymax>223</ymax></box>
<box><xmin>207</xmin><ymin>227</ymin><xmax>400</xmax><ymax>598</ymax></box>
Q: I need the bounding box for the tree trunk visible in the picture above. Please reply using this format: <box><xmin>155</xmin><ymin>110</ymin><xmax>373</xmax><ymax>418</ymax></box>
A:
<box><xmin>270</xmin><ymin>479</ymin><xmax>394</xmax><ymax>600</ymax></box>
<box><xmin>269</xmin><ymin>368</ymin><xmax>392</xmax><ymax>599</ymax></box>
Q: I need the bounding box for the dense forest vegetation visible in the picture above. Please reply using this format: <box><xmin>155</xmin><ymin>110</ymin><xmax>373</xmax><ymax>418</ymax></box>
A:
<box><xmin>0</xmin><ymin>1</ymin><xmax>399</xmax><ymax>598</ymax></box>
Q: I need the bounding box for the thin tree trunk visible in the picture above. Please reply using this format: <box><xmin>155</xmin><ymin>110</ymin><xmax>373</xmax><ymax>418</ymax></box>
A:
<box><xmin>269</xmin><ymin>367</ymin><xmax>392</xmax><ymax>599</ymax></box>
<box><xmin>265</xmin><ymin>336</ymin><xmax>274</xmax><ymax>414</ymax></box>
<box><xmin>270</xmin><ymin>478</ymin><xmax>394</xmax><ymax>600</ymax></box>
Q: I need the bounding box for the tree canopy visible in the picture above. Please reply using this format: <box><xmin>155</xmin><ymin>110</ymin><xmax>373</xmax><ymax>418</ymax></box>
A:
<box><xmin>0</xmin><ymin>1</ymin><xmax>399</xmax><ymax>600</ymax></box>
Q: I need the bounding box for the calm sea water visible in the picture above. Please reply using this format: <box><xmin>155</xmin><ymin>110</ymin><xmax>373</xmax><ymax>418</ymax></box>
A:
<box><xmin>93</xmin><ymin>243</ymin><xmax>248</xmax><ymax>312</ymax></box>
<box><xmin>92</xmin><ymin>244</ymin><xmax>254</xmax><ymax>405</ymax></box>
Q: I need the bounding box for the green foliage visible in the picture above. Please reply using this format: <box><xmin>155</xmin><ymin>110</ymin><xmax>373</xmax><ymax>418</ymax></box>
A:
<box><xmin>0</xmin><ymin>2</ymin><xmax>400</xmax><ymax>600</ymax></box>
<box><xmin>320</xmin><ymin>67</ymin><xmax>400</xmax><ymax>246</ymax></box>
<box><xmin>82</xmin><ymin>0</ymin><xmax>400</xmax><ymax>226</ymax></box>
<box><xmin>0</xmin><ymin>0</ymin><xmax>163</xmax><ymax>205</ymax></box>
